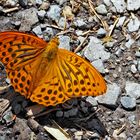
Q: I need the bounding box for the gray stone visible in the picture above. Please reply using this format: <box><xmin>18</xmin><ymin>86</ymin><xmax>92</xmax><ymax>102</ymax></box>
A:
<box><xmin>125</xmin><ymin>81</ymin><xmax>140</xmax><ymax>99</ymax></box>
<box><xmin>138</xmin><ymin>61</ymin><xmax>140</xmax><ymax>72</ymax></box>
<box><xmin>43</xmin><ymin>27</ymin><xmax>54</xmax><ymax>40</ymax></box>
<box><xmin>86</xmin><ymin>96</ymin><xmax>98</xmax><ymax>106</ymax></box>
<box><xmin>84</xmin><ymin>37</ymin><xmax>110</xmax><ymax>62</ymax></box>
<box><xmin>35</xmin><ymin>0</ymin><xmax>42</xmax><ymax>5</ymax></box>
<box><xmin>135</xmin><ymin>51</ymin><xmax>140</xmax><ymax>57</ymax></box>
<box><xmin>81</xmin><ymin>107</ymin><xmax>88</xmax><ymax>113</ymax></box>
<box><xmin>95</xmin><ymin>83</ymin><xmax>121</xmax><ymax>107</ymax></box>
<box><xmin>56</xmin><ymin>111</ymin><xmax>63</xmax><ymax>117</ymax></box>
<box><xmin>19</xmin><ymin>0</ymin><xmax>28</xmax><ymax>7</ymax></box>
<box><xmin>127</xmin><ymin>0</ymin><xmax>140</xmax><ymax>11</ymax></box>
<box><xmin>64</xmin><ymin>111</ymin><xmax>69</xmax><ymax>118</ymax></box>
<box><xmin>32</xmin><ymin>25</ymin><xmax>42</xmax><ymax>35</ymax></box>
<box><xmin>95</xmin><ymin>4</ymin><xmax>108</xmax><ymax>15</ymax></box>
<box><xmin>55</xmin><ymin>0</ymin><xmax>67</xmax><ymax>5</ymax></box>
<box><xmin>58</xmin><ymin>17</ymin><xmax>69</xmax><ymax>28</ymax></box>
<box><xmin>116</xmin><ymin>16</ymin><xmax>126</xmax><ymax>27</ymax></box>
<box><xmin>14</xmin><ymin>8</ymin><xmax>39</xmax><ymax>31</ymax></box>
<box><xmin>74</xmin><ymin>19</ymin><xmax>87</xmax><ymax>28</ymax></box>
<box><xmin>47</xmin><ymin>5</ymin><xmax>61</xmax><ymax>22</ymax></box>
<box><xmin>125</xmin><ymin>38</ymin><xmax>135</xmax><ymax>48</ymax></box>
<box><xmin>103</xmin><ymin>0</ymin><xmax>111</xmax><ymax>6</ymax></box>
<box><xmin>68</xmin><ymin>108</ymin><xmax>78</xmax><ymax>117</ymax></box>
<box><xmin>97</xmin><ymin>28</ymin><xmax>107</xmax><ymax>37</ymax></box>
<box><xmin>58</xmin><ymin>36</ymin><xmax>71</xmax><ymax>50</ymax></box>
<box><xmin>127</xmin><ymin>16</ymin><xmax>140</xmax><ymax>32</ymax></box>
<box><xmin>91</xmin><ymin>59</ymin><xmax>105</xmax><ymax>73</ymax></box>
<box><xmin>131</xmin><ymin>64</ymin><xmax>137</xmax><ymax>73</ymax></box>
<box><xmin>128</xmin><ymin>115</ymin><xmax>136</xmax><ymax>124</ymax></box>
<box><xmin>120</xmin><ymin>96</ymin><xmax>136</xmax><ymax>109</ymax></box>
<box><xmin>111</xmin><ymin>0</ymin><xmax>126</xmax><ymax>13</ymax></box>
<box><xmin>37</xmin><ymin>10</ymin><xmax>46</xmax><ymax>19</ymax></box>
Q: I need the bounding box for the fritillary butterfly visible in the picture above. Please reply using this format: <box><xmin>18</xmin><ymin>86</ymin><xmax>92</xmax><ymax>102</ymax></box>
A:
<box><xmin>0</xmin><ymin>31</ymin><xmax>107</xmax><ymax>106</ymax></box>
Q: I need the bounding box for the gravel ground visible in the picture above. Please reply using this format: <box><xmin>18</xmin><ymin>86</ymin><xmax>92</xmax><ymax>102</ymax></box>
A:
<box><xmin>0</xmin><ymin>0</ymin><xmax>140</xmax><ymax>140</ymax></box>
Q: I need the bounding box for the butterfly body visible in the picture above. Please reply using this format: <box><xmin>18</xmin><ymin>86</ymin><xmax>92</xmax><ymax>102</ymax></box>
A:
<box><xmin>0</xmin><ymin>31</ymin><xmax>107</xmax><ymax>107</ymax></box>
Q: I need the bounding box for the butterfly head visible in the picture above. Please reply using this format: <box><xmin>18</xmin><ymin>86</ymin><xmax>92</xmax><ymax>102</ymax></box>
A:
<box><xmin>44</xmin><ymin>37</ymin><xmax>59</xmax><ymax>61</ymax></box>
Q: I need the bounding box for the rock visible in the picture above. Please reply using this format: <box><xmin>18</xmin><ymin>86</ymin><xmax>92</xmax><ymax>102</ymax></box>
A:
<box><xmin>35</xmin><ymin>0</ymin><xmax>43</xmax><ymax>5</ymax></box>
<box><xmin>91</xmin><ymin>59</ymin><xmax>105</xmax><ymax>73</ymax></box>
<box><xmin>127</xmin><ymin>15</ymin><xmax>140</xmax><ymax>32</ymax></box>
<box><xmin>56</xmin><ymin>111</ymin><xmax>63</xmax><ymax>117</ymax></box>
<box><xmin>86</xmin><ymin>96</ymin><xmax>98</xmax><ymax>106</ymax></box>
<box><xmin>14</xmin><ymin>8</ymin><xmax>39</xmax><ymax>31</ymax></box>
<box><xmin>131</xmin><ymin>64</ymin><xmax>137</xmax><ymax>73</ymax></box>
<box><xmin>103</xmin><ymin>0</ymin><xmax>111</xmax><ymax>6</ymax></box>
<box><xmin>128</xmin><ymin>115</ymin><xmax>136</xmax><ymax>124</ymax></box>
<box><xmin>110</xmin><ymin>0</ymin><xmax>126</xmax><ymax>13</ymax></box>
<box><xmin>95</xmin><ymin>4</ymin><xmax>108</xmax><ymax>15</ymax></box>
<box><xmin>97</xmin><ymin>28</ymin><xmax>107</xmax><ymax>37</ymax></box>
<box><xmin>120</xmin><ymin>96</ymin><xmax>136</xmax><ymax>110</ymax></box>
<box><xmin>19</xmin><ymin>0</ymin><xmax>28</xmax><ymax>7</ymax></box>
<box><xmin>95</xmin><ymin>83</ymin><xmax>121</xmax><ymax>108</ymax></box>
<box><xmin>125</xmin><ymin>38</ymin><xmax>135</xmax><ymax>48</ymax></box>
<box><xmin>68</xmin><ymin>108</ymin><xmax>78</xmax><ymax>117</ymax></box>
<box><xmin>135</xmin><ymin>51</ymin><xmax>140</xmax><ymax>58</ymax></box>
<box><xmin>125</xmin><ymin>81</ymin><xmax>140</xmax><ymax>99</ymax></box>
<box><xmin>74</xmin><ymin>19</ymin><xmax>87</xmax><ymax>29</ymax></box>
<box><xmin>44</xmin><ymin>27</ymin><xmax>54</xmax><ymax>39</ymax></box>
<box><xmin>84</xmin><ymin>37</ymin><xmax>110</xmax><ymax>62</ymax></box>
<box><xmin>116</xmin><ymin>16</ymin><xmax>126</xmax><ymax>27</ymax></box>
<box><xmin>58</xmin><ymin>35</ymin><xmax>71</xmax><ymax>50</ymax></box>
<box><xmin>127</xmin><ymin>0</ymin><xmax>140</xmax><ymax>11</ymax></box>
<box><xmin>64</xmin><ymin>108</ymin><xmax>78</xmax><ymax>117</ymax></box>
<box><xmin>55</xmin><ymin>0</ymin><xmax>67</xmax><ymax>5</ymax></box>
<box><xmin>32</xmin><ymin>25</ymin><xmax>42</xmax><ymax>35</ymax></box>
<box><xmin>39</xmin><ymin>1</ymin><xmax>50</xmax><ymax>10</ymax></box>
<box><xmin>58</xmin><ymin>17</ymin><xmax>69</xmax><ymax>28</ymax></box>
<box><xmin>37</xmin><ymin>10</ymin><xmax>46</xmax><ymax>20</ymax></box>
<box><xmin>138</xmin><ymin>61</ymin><xmax>140</xmax><ymax>72</ymax></box>
<box><xmin>47</xmin><ymin>5</ymin><xmax>61</xmax><ymax>22</ymax></box>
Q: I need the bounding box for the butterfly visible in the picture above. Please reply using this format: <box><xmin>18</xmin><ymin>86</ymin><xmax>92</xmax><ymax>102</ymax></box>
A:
<box><xmin>0</xmin><ymin>31</ymin><xmax>107</xmax><ymax>107</ymax></box>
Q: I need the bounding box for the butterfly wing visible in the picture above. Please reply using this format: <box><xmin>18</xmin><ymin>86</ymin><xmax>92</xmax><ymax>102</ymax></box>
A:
<box><xmin>0</xmin><ymin>31</ymin><xmax>47</xmax><ymax>97</ymax></box>
<box><xmin>30</xmin><ymin>48</ymin><xmax>107</xmax><ymax>106</ymax></box>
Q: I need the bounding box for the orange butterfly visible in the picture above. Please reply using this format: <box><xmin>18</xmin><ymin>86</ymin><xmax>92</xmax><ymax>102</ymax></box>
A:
<box><xmin>0</xmin><ymin>31</ymin><xmax>107</xmax><ymax>107</ymax></box>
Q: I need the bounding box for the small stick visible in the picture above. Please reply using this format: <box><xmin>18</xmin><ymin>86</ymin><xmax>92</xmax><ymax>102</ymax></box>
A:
<box><xmin>74</xmin><ymin>34</ymin><xmax>88</xmax><ymax>53</ymax></box>
<box><xmin>108</xmin><ymin>17</ymin><xmax>119</xmax><ymax>37</ymax></box>
<box><xmin>88</xmin><ymin>0</ymin><xmax>107</xmax><ymax>30</ymax></box>
<box><xmin>3</xmin><ymin>7</ymin><xmax>19</xmax><ymax>13</ymax></box>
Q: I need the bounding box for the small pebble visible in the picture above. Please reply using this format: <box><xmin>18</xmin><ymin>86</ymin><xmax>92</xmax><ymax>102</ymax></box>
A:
<box><xmin>56</xmin><ymin>111</ymin><xmax>63</xmax><ymax>117</ymax></box>
<box><xmin>127</xmin><ymin>0</ymin><xmax>140</xmax><ymax>11</ymax></box>
<box><xmin>91</xmin><ymin>59</ymin><xmax>105</xmax><ymax>73</ymax></box>
<box><xmin>96</xmin><ymin>83</ymin><xmax>121</xmax><ymax>108</ymax></box>
<box><xmin>127</xmin><ymin>15</ymin><xmax>140</xmax><ymax>32</ymax></box>
<box><xmin>103</xmin><ymin>0</ymin><xmax>111</xmax><ymax>6</ymax></box>
<box><xmin>120</xmin><ymin>96</ymin><xmax>136</xmax><ymax>110</ymax></box>
<box><xmin>58</xmin><ymin>35</ymin><xmax>71</xmax><ymax>50</ymax></box>
<box><xmin>131</xmin><ymin>64</ymin><xmax>137</xmax><ymax>73</ymax></box>
<box><xmin>19</xmin><ymin>0</ymin><xmax>28</xmax><ymax>7</ymax></box>
<box><xmin>47</xmin><ymin>5</ymin><xmax>61</xmax><ymax>22</ymax></box>
<box><xmin>125</xmin><ymin>81</ymin><xmax>140</xmax><ymax>99</ymax></box>
<box><xmin>32</xmin><ymin>25</ymin><xmax>42</xmax><ymax>35</ymax></box>
<box><xmin>86</xmin><ymin>96</ymin><xmax>98</xmax><ymax>106</ymax></box>
<box><xmin>135</xmin><ymin>51</ymin><xmax>140</xmax><ymax>57</ymax></box>
<box><xmin>97</xmin><ymin>28</ymin><xmax>107</xmax><ymax>37</ymax></box>
<box><xmin>95</xmin><ymin>4</ymin><xmax>108</xmax><ymax>15</ymax></box>
<box><xmin>37</xmin><ymin>10</ymin><xmax>46</xmax><ymax>20</ymax></box>
<box><xmin>116</xmin><ymin>16</ymin><xmax>126</xmax><ymax>27</ymax></box>
<box><xmin>138</xmin><ymin>61</ymin><xmax>140</xmax><ymax>72</ymax></box>
<box><xmin>74</xmin><ymin>19</ymin><xmax>87</xmax><ymax>29</ymax></box>
<box><xmin>111</xmin><ymin>0</ymin><xmax>126</xmax><ymax>13</ymax></box>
